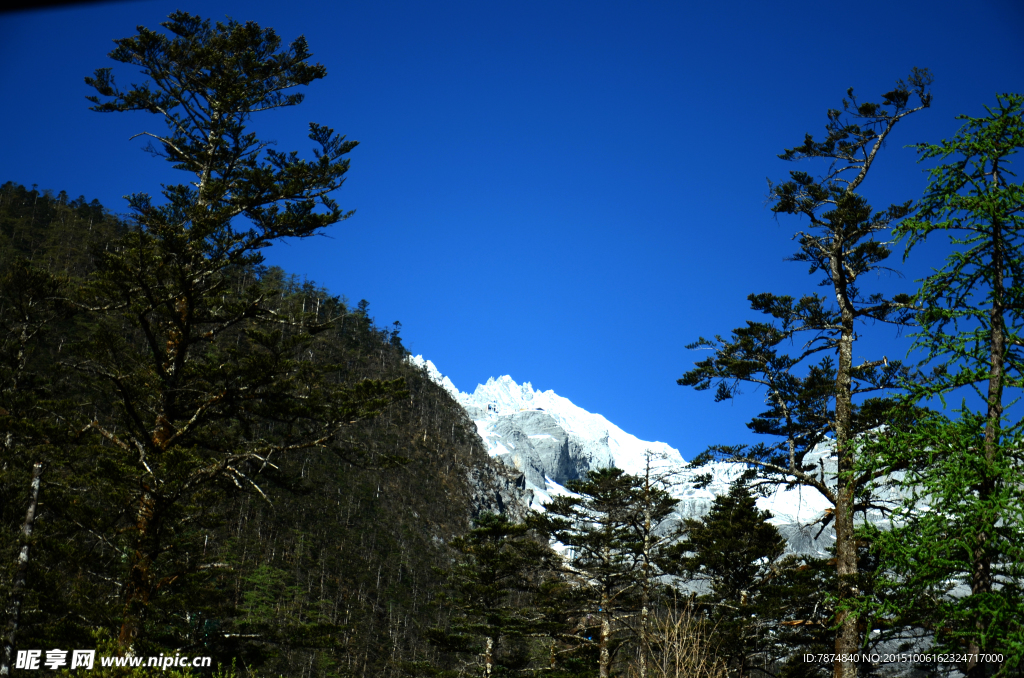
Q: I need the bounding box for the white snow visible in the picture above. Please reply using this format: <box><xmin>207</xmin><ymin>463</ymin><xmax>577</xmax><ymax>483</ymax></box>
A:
<box><xmin>448</xmin><ymin>370</ymin><xmax>683</xmax><ymax>476</ymax></box>
<box><xmin>407</xmin><ymin>354</ymin><xmax>873</xmax><ymax>556</ymax></box>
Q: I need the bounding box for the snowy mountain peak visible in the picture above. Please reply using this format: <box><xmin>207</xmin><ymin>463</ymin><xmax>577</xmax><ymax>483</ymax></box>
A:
<box><xmin>409</xmin><ymin>356</ymin><xmax>685</xmax><ymax>478</ymax></box>
<box><xmin>408</xmin><ymin>355</ymin><xmax>840</xmax><ymax>556</ymax></box>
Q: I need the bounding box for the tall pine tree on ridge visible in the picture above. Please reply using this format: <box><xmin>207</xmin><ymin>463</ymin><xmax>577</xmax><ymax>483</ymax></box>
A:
<box><xmin>678</xmin><ymin>69</ymin><xmax>933</xmax><ymax>678</ymax></box>
<box><xmin>77</xmin><ymin>12</ymin><xmax>407</xmax><ymax>649</ymax></box>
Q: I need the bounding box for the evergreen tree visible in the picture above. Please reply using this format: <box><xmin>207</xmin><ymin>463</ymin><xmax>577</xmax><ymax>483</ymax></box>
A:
<box><xmin>678</xmin><ymin>70</ymin><xmax>933</xmax><ymax>678</ymax></box>
<box><xmin>626</xmin><ymin>451</ymin><xmax>685</xmax><ymax>678</ymax></box>
<box><xmin>665</xmin><ymin>482</ymin><xmax>836</xmax><ymax>678</ymax></box>
<box><xmin>866</xmin><ymin>93</ymin><xmax>1024</xmax><ymax>676</ymax></box>
<box><xmin>665</xmin><ymin>482</ymin><xmax>787</xmax><ymax>677</ymax></box>
<box><xmin>425</xmin><ymin>512</ymin><xmax>554</xmax><ymax>677</ymax></box>
<box><xmin>530</xmin><ymin>467</ymin><xmax>678</xmax><ymax>678</ymax></box>
<box><xmin>74</xmin><ymin>12</ymin><xmax>406</xmax><ymax>649</ymax></box>
<box><xmin>0</xmin><ymin>181</ymin><xmax>512</xmax><ymax>678</ymax></box>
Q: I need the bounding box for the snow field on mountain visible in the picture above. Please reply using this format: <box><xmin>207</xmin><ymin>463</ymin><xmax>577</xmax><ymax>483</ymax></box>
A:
<box><xmin>409</xmin><ymin>355</ymin><xmax>842</xmax><ymax>555</ymax></box>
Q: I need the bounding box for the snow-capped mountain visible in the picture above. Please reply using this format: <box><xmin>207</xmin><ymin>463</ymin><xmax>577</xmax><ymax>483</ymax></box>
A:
<box><xmin>410</xmin><ymin>355</ymin><xmax>843</xmax><ymax>556</ymax></box>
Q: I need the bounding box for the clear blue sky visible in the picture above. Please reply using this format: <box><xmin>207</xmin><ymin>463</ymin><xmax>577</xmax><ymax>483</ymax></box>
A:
<box><xmin>2</xmin><ymin>0</ymin><xmax>1023</xmax><ymax>460</ymax></box>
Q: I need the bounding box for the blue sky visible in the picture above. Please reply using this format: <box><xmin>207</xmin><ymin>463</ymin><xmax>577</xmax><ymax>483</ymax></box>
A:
<box><xmin>2</xmin><ymin>0</ymin><xmax>1023</xmax><ymax>461</ymax></box>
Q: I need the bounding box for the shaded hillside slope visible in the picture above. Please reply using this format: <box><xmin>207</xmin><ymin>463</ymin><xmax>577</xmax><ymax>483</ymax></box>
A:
<box><xmin>0</xmin><ymin>182</ymin><xmax>525</xmax><ymax>677</ymax></box>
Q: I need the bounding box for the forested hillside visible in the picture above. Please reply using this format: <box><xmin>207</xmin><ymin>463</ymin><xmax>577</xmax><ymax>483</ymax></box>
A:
<box><xmin>0</xmin><ymin>181</ymin><xmax>527</xmax><ymax>677</ymax></box>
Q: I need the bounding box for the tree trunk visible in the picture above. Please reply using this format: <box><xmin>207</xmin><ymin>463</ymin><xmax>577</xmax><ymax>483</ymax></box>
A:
<box><xmin>832</xmin><ymin>258</ymin><xmax>859</xmax><ymax>678</ymax></box>
<box><xmin>967</xmin><ymin>197</ymin><xmax>1005</xmax><ymax>678</ymax></box>
<box><xmin>1</xmin><ymin>462</ymin><xmax>42</xmax><ymax>678</ymax></box>
<box><xmin>483</xmin><ymin>636</ymin><xmax>494</xmax><ymax>678</ymax></box>
<box><xmin>119</xmin><ymin>486</ymin><xmax>158</xmax><ymax>649</ymax></box>
<box><xmin>599</xmin><ymin>602</ymin><xmax>611</xmax><ymax>678</ymax></box>
<box><xmin>638</xmin><ymin>603</ymin><xmax>648</xmax><ymax>678</ymax></box>
<box><xmin>639</xmin><ymin>459</ymin><xmax>653</xmax><ymax>678</ymax></box>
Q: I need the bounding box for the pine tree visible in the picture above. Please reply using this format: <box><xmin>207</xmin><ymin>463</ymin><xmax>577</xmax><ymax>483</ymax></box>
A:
<box><xmin>664</xmin><ymin>482</ymin><xmax>838</xmax><ymax>678</ymax></box>
<box><xmin>678</xmin><ymin>70</ymin><xmax>933</xmax><ymax>678</ymax></box>
<box><xmin>866</xmin><ymin>93</ymin><xmax>1024</xmax><ymax>676</ymax></box>
<box><xmin>425</xmin><ymin>513</ymin><xmax>554</xmax><ymax>677</ymax></box>
<box><xmin>530</xmin><ymin>467</ymin><xmax>678</xmax><ymax>678</ymax></box>
<box><xmin>665</xmin><ymin>482</ymin><xmax>787</xmax><ymax>677</ymax></box>
<box><xmin>74</xmin><ymin>12</ymin><xmax>407</xmax><ymax>649</ymax></box>
<box><xmin>0</xmin><ymin>182</ymin><xmax>499</xmax><ymax>677</ymax></box>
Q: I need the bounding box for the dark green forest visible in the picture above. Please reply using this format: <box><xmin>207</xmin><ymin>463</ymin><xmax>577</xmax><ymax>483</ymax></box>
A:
<box><xmin>2</xmin><ymin>11</ymin><xmax>1024</xmax><ymax>678</ymax></box>
<box><xmin>0</xmin><ymin>179</ymin><xmax>531</xmax><ymax>677</ymax></box>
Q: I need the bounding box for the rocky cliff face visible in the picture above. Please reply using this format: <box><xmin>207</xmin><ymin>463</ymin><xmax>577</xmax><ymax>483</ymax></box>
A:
<box><xmin>467</xmin><ymin>462</ymin><xmax>534</xmax><ymax>523</ymax></box>
<box><xmin>411</xmin><ymin>355</ymin><xmax>894</xmax><ymax>557</ymax></box>
<box><xmin>486</xmin><ymin>410</ymin><xmax>593</xmax><ymax>489</ymax></box>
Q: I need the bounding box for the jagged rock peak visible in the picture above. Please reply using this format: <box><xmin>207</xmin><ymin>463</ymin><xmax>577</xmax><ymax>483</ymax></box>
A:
<box><xmin>407</xmin><ymin>354</ymin><xmax>850</xmax><ymax>557</ymax></box>
<box><xmin>408</xmin><ymin>355</ymin><xmax>685</xmax><ymax>478</ymax></box>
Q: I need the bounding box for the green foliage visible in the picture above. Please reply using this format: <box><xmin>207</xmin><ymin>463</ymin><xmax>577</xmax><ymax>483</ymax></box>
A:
<box><xmin>865</xmin><ymin>92</ymin><xmax>1024</xmax><ymax>675</ymax></box>
<box><xmin>668</xmin><ymin>483</ymin><xmax>786</xmax><ymax>603</ymax></box>
<box><xmin>665</xmin><ymin>482</ymin><xmax>831</xmax><ymax>677</ymax></box>
<box><xmin>895</xmin><ymin>92</ymin><xmax>1024</xmax><ymax>406</ymax></box>
<box><xmin>1</xmin><ymin>10</ymin><xmax>524</xmax><ymax>667</ymax></box>
<box><xmin>529</xmin><ymin>467</ymin><xmax>678</xmax><ymax>677</ymax></box>
<box><xmin>85</xmin><ymin>11</ymin><xmax>355</xmax><ymax>240</ymax></box>
<box><xmin>2</xmin><ymin>13</ymin><xmax>523</xmax><ymax>678</ymax></box>
<box><xmin>72</xmin><ymin>11</ymin><xmax>413</xmax><ymax>649</ymax></box>
<box><xmin>423</xmin><ymin>513</ymin><xmax>554</xmax><ymax>677</ymax></box>
<box><xmin>862</xmin><ymin>411</ymin><xmax>1024</xmax><ymax>671</ymax></box>
<box><xmin>678</xmin><ymin>71</ymin><xmax>933</xmax><ymax>675</ymax></box>
<box><xmin>678</xmin><ymin>70</ymin><xmax>934</xmax><ymax>485</ymax></box>
<box><xmin>0</xmin><ymin>181</ymin><xmax>514</xmax><ymax>677</ymax></box>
